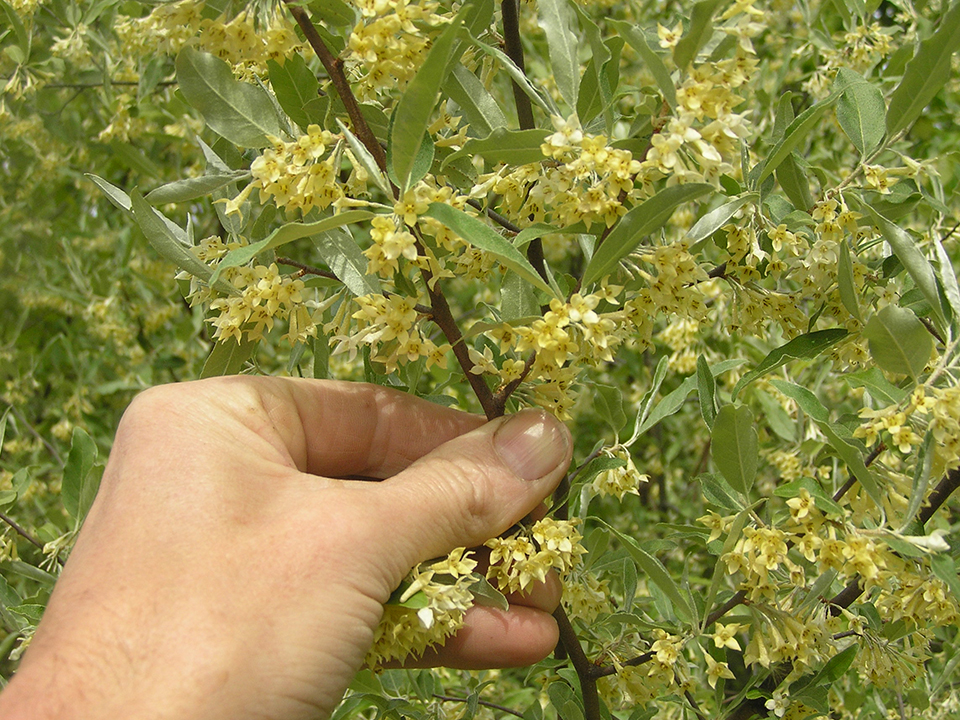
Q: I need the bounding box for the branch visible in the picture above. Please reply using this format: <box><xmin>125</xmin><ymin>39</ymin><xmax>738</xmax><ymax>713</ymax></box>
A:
<box><xmin>491</xmin><ymin>351</ymin><xmax>536</xmax><ymax>415</ymax></box>
<box><xmin>0</xmin><ymin>512</ymin><xmax>63</xmax><ymax>566</ymax></box>
<box><xmin>284</xmin><ymin>2</ymin><xmax>387</xmax><ymax>173</ymax></box>
<box><xmin>433</xmin><ymin>694</ymin><xmax>524</xmax><ymax>718</ymax></box>
<box><xmin>9</xmin><ymin>406</ymin><xmax>64</xmax><ymax>468</ymax></box>
<box><xmin>553</xmin><ymin>606</ymin><xmax>601</xmax><ymax>720</ymax></box>
<box><xmin>832</xmin><ymin>442</ymin><xmax>885</xmax><ymax>503</ymax></box>
<box><xmin>500</xmin><ymin>0</ymin><xmax>535</xmax><ymax>131</ymax></box>
<box><xmin>464</xmin><ymin>198</ymin><xmax>522</xmax><ymax>235</ymax></box>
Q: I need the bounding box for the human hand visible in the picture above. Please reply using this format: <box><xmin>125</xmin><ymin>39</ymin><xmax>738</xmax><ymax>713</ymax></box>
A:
<box><xmin>0</xmin><ymin>377</ymin><xmax>572</xmax><ymax>720</ymax></box>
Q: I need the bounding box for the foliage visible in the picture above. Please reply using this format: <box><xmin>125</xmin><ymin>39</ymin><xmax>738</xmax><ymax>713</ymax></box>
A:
<box><xmin>3</xmin><ymin>0</ymin><xmax>960</xmax><ymax>718</ymax></box>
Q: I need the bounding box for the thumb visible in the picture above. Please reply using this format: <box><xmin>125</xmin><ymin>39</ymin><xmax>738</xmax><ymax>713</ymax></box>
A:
<box><xmin>376</xmin><ymin>409</ymin><xmax>572</xmax><ymax>575</ymax></box>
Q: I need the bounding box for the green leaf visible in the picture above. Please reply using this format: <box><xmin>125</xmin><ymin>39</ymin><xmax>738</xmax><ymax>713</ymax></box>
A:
<box><xmin>593</xmin><ymin>383</ymin><xmax>627</xmax><ymax>435</ymax></box>
<box><xmin>699</xmin><ymin>473</ymin><xmax>743</xmax><ymax>511</ymax></box>
<box><xmin>468</xmin><ymin>35</ymin><xmax>559</xmax><ymax>116</ymax></box>
<box><xmin>201</xmin><ymin>337</ymin><xmax>258</xmax><ymax>378</ymax></box>
<box><xmin>711</xmin><ymin>404</ymin><xmax>758</xmax><ymax>495</ymax></box>
<box><xmin>130</xmin><ymin>190</ymin><xmax>239</xmax><ymax>296</ymax></box>
<box><xmin>774</xmin><ymin>477</ymin><xmax>844</xmax><ymax>516</ymax></box>
<box><xmin>844</xmin><ymin>367</ymin><xmax>908</xmax><ymax>406</ymax></box>
<box><xmin>0</xmin><ymin>0</ymin><xmax>30</xmax><ymax>59</ymax></box>
<box><xmin>470</xmin><ymin>574</ymin><xmax>509</xmax><ymax>611</ymax></box>
<box><xmin>886</xmin><ymin>1</ymin><xmax>960</xmax><ymax>137</ymax></box>
<box><xmin>547</xmin><ymin>682</ymin><xmax>584</xmax><ymax>720</ymax></box>
<box><xmin>176</xmin><ymin>46</ymin><xmax>282</xmax><ymax>148</ymax></box>
<box><xmin>861</xmin><ymin>205</ymin><xmax>946</xmax><ymax>331</ymax></box>
<box><xmin>87</xmin><ymin>173</ymin><xmax>133</xmax><ymax>212</ymax></box>
<box><xmin>537</xmin><ymin>0</ymin><xmax>580</xmax><ymax>109</ymax></box>
<box><xmin>268</xmin><ymin>55</ymin><xmax>320</xmax><ymax>132</ymax></box>
<box><xmin>598</xmin><ymin>519</ymin><xmax>694</xmax><ymax>623</ymax></box>
<box><xmin>612</xmin><ymin>21</ymin><xmax>676</xmax><ymax>109</ymax></box>
<box><xmin>834</xmin><ymin>69</ymin><xmax>886</xmax><ymax>156</ymax></box>
<box><xmin>443</xmin><ymin>64</ymin><xmax>508</xmax><ymax>138</ymax></box>
<box><xmin>697</xmin><ymin>354</ymin><xmax>718</xmax><ymax>428</ymax></box>
<box><xmin>808</xmin><ymin>644</ymin><xmax>859</xmax><ymax>686</ymax></box>
<box><xmin>776</xmin><ymin>154</ymin><xmax>814</xmax><ymax>212</ymax></box>
<box><xmin>313</xmin><ymin>227</ymin><xmax>383</xmax><ymax>298</ymax></box>
<box><xmin>931</xmin><ymin>554</ymin><xmax>960</xmax><ymax>600</ymax></box>
<box><xmin>732</xmin><ymin>328</ymin><xmax>849</xmax><ymax>398</ymax></box>
<box><xmin>500</xmin><ymin>272</ymin><xmax>540</xmax><ymax>320</ymax></box>
<box><xmin>209</xmin><ymin>210</ymin><xmax>375</xmax><ymax>285</ymax></box>
<box><xmin>756</xmin><ymin>98</ymin><xmax>835</xmax><ymax>187</ymax></box>
<box><xmin>901</xmin><ymin>430</ymin><xmax>934</xmax><ymax>531</ymax></box>
<box><xmin>754</xmin><ymin>388</ymin><xmax>796</xmax><ymax>442</ymax></box>
<box><xmin>61</xmin><ymin>427</ymin><xmax>99</xmax><ymax>527</ymax></box>
<box><xmin>673</xmin><ymin>0</ymin><xmax>723</xmax><ymax>69</ymax></box>
<box><xmin>444</xmin><ymin>127</ymin><xmax>549</xmax><ymax>168</ymax></box>
<box><xmin>582</xmin><ymin>183</ymin><xmax>714</xmax><ymax>287</ymax></box>
<box><xmin>686</xmin><ymin>193</ymin><xmax>758</xmax><ymax>244</ymax></box>
<box><xmin>145</xmin><ymin>172</ymin><xmax>249</xmax><ymax>205</ymax></box>
<box><xmin>337</xmin><ymin>120</ymin><xmax>391</xmax><ymax>196</ymax></box>
<box><xmin>933</xmin><ymin>234</ymin><xmax>960</xmax><ymax>329</ymax></box>
<box><xmin>307</xmin><ymin>0</ymin><xmax>356</xmax><ymax>25</ymax></box>
<box><xmin>424</xmin><ymin>203</ymin><xmax>555</xmax><ymax>296</ymax></box>
<box><xmin>390</xmin><ymin>12</ymin><xmax>464</xmax><ymax>190</ymax></box>
<box><xmin>838</xmin><ymin>239</ymin><xmax>862</xmax><ymax>322</ymax></box>
<box><xmin>0</xmin><ymin>407</ymin><xmax>10</xmax><ymax>461</ymax></box>
<box><xmin>770</xmin><ymin>379</ymin><xmax>884</xmax><ymax>509</ymax></box>
<box><xmin>863</xmin><ymin>304</ymin><xmax>932</xmax><ymax>379</ymax></box>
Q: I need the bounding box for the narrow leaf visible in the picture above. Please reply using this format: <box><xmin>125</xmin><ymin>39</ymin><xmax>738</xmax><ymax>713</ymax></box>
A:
<box><xmin>582</xmin><ymin>183</ymin><xmax>714</xmax><ymax>287</ymax></box>
<box><xmin>711</xmin><ymin>405</ymin><xmax>758</xmax><ymax>495</ymax></box>
<box><xmin>537</xmin><ymin>0</ymin><xmax>580</xmax><ymax>109</ymax></box>
<box><xmin>756</xmin><ymin>98</ymin><xmax>835</xmax><ymax>186</ymax></box>
<box><xmin>732</xmin><ymin>328</ymin><xmax>849</xmax><ymax>398</ymax></box>
<box><xmin>61</xmin><ymin>427</ymin><xmax>99</xmax><ymax>526</ymax></box>
<box><xmin>686</xmin><ymin>193</ymin><xmax>758</xmax><ymax>244</ymax></box>
<box><xmin>444</xmin><ymin>127</ymin><xmax>549</xmax><ymax>168</ymax></box>
<box><xmin>862</xmin><ymin>205</ymin><xmax>946</xmax><ymax>330</ymax></box>
<box><xmin>593</xmin><ymin>383</ymin><xmax>627</xmax><ymax>435</ymax></box>
<box><xmin>697</xmin><ymin>354</ymin><xmax>717</xmax><ymax>428</ymax></box>
<box><xmin>201</xmin><ymin>337</ymin><xmax>258</xmax><ymax>378</ymax></box>
<box><xmin>338</xmin><ymin>119</ymin><xmax>391</xmax><ymax>196</ymax></box>
<box><xmin>673</xmin><ymin>0</ymin><xmax>723</xmax><ymax>69</ymax></box>
<box><xmin>145</xmin><ymin>173</ymin><xmax>249</xmax><ymax>205</ymax></box>
<box><xmin>176</xmin><ymin>47</ymin><xmax>282</xmax><ymax>148</ymax></box>
<box><xmin>838</xmin><ymin>239</ymin><xmax>862</xmax><ymax>322</ymax></box>
<box><xmin>933</xmin><ymin>233</ymin><xmax>960</xmax><ymax>329</ymax></box>
<box><xmin>443</xmin><ymin>63</ymin><xmax>508</xmax><ymax>137</ymax></box>
<box><xmin>835</xmin><ymin>69</ymin><xmax>886</xmax><ymax>156</ymax></box>
<box><xmin>268</xmin><ymin>55</ymin><xmax>320</xmax><ymax>131</ymax></box>
<box><xmin>313</xmin><ymin>227</ymin><xmax>383</xmax><ymax>297</ymax></box>
<box><xmin>613</xmin><ymin>21</ymin><xmax>676</xmax><ymax>108</ymax></box>
<box><xmin>468</xmin><ymin>35</ymin><xmax>559</xmax><ymax>116</ymax></box>
<box><xmin>886</xmin><ymin>1</ymin><xmax>960</xmax><ymax>137</ymax></box>
<box><xmin>391</xmin><ymin>12</ymin><xmax>464</xmax><ymax>190</ymax></box>
<box><xmin>87</xmin><ymin>173</ymin><xmax>132</xmax><ymax>212</ymax></box>
<box><xmin>424</xmin><ymin>203</ymin><xmax>555</xmax><ymax>296</ymax></box>
<box><xmin>863</xmin><ymin>305</ymin><xmax>932</xmax><ymax>379</ymax></box>
<box><xmin>470</xmin><ymin>574</ymin><xmax>509</xmax><ymax>611</ymax></box>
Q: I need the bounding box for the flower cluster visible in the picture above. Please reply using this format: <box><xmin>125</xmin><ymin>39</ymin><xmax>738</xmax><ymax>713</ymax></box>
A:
<box><xmin>592</xmin><ymin>448</ymin><xmax>649</xmax><ymax>501</ymax></box>
<box><xmin>485</xmin><ymin>518</ymin><xmax>586</xmax><ymax>594</ymax></box>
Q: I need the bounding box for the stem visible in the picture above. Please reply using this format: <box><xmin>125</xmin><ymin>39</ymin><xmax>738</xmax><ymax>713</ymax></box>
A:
<box><xmin>553</xmin><ymin>606</ymin><xmax>601</xmax><ymax>719</ymax></box>
<box><xmin>284</xmin><ymin>2</ymin><xmax>388</xmax><ymax>173</ymax></box>
<box><xmin>465</xmin><ymin>198</ymin><xmax>522</xmax><ymax>235</ymax></box>
<box><xmin>492</xmin><ymin>351</ymin><xmax>536</xmax><ymax>415</ymax></box>
<box><xmin>500</xmin><ymin>0</ymin><xmax>535</xmax><ymax>131</ymax></box>
<box><xmin>433</xmin><ymin>694</ymin><xmax>524</xmax><ymax>718</ymax></box>
<box><xmin>832</xmin><ymin>442</ymin><xmax>885</xmax><ymax>503</ymax></box>
<box><xmin>9</xmin><ymin>406</ymin><xmax>64</xmax><ymax>468</ymax></box>
<box><xmin>704</xmin><ymin>589</ymin><xmax>747</xmax><ymax>628</ymax></box>
<box><xmin>0</xmin><ymin>512</ymin><xmax>63</xmax><ymax>566</ymax></box>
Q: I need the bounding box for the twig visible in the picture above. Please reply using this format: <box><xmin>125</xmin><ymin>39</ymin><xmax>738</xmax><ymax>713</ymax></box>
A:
<box><xmin>684</xmin><ymin>689</ymin><xmax>708</xmax><ymax>720</ymax></box>
<box><xmin>919</xmin><ymin>316</ymin><xmax>945</xmax><ymax>345</ymax></box>
<box><xmin>433</xmin><ymin>694</ymin><xmax>524</xmax><ymax>718</ymax></box>
<box><xmin>9</xmin><ymin>406</ymin><xmax>64</xmax><ymax>469</ymax></box>
<box><xmin>832</xmin><ymin>442</ymin><xmax>885</xmax><ymax>503</ymax></box>
<box><xmin>704</xmin><ymin>589</ymin><xmax>747</xmax><ymax>628</ymax></box>
<box><xmin>0</xmin><ymin>512</ymin><xmax>63</xmax><ymax>566</ymax></box>
<box><xmin>284</xmin><ymin>1</ymin><xmax>388</xmax><ymax>173</ymax></box>
<box><xmin>465</xmin><ymin>198</ymin><xmax>522</xmax><ymax>235</ymax></box>
<box><xmin>553</xmin><ymin>606</ymin><xmax>601</xmax><ymax>719</ymax></box>
<box><xmin>500</xmin><ymin>0</ymin><xmax>535</xmax><ymax>131</ymax></box>
<box><xmin>491</xmin><ymin>351</ymin><xmax>536</xmax><ymax>415</ymax></box>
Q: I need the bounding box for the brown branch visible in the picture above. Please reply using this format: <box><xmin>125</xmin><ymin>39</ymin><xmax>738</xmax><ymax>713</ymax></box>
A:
<box><xmin>827</xmin><ymin>466</ymin><xmax>960</xmax><ymax>614</ymax></box>
<box><xmin>704</xmin><ymin>589</ymin><xmax>747</xmax><ymax>628</ymax></box>
<box><xmin>433</xmin><ymin>694</ymin><xmax>524</xmax><ymax>718</ymax></box>
<box><xmin>500</xmin><ymin>0</ymin><xmax>535</xmax><ymax>131</ymax></box>
<box><xmin>492</xmin><ymin>351</ymin><xmax>536</xmax><ymax>415</ymax></box>
<box><xmin>553</xmin><ymin>606</ymin><xmax>601</xmax><ymax>719</ymax></box>
<box><xmin>284</xmin><ymin>2</ymin><xmax>387</xmax><ymax>173</ymax></box>
<box><xmin>465</xmin><ymin>198</ymin><xmax>522</xmax><ymax>235</ymax></box>
<box><xmin>0</xmin><ymin>512</ymin><xmax>63</xmax><ymax>566</ymax></box>
<box><xmin>919</xmin><ymin>315</ymin><xmax>945</xmax><ymax>345</ymax></box>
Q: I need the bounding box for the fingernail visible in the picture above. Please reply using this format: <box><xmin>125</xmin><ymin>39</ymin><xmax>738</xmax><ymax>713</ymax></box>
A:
<box><xmin>494</xmin><ymin>410</ymin><xmax>569</xmax><ymax>481</ymax></box>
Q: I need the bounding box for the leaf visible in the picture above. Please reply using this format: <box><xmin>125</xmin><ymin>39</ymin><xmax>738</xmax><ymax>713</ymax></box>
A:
<box><xmin>732</xmin><ymin>328</ymin><xmax>849</xmax><ymax>398</ymax></box>
<box><xmin>268</xmin><ymin>55</ymin><xmax>320</xmax><ymax>131</ymax></box>
<box><xmin>770</xmin><ymin>379</ymin><xmax>884</xmax><ymax>509</ymax></box>
<box><xmin>597</xmin><ymin>519</ymin><xmax>694</xmax><ymax>623</ymax></box>
<box><xmin>776</xmin><ymin>154</ymin><xmax>814</xmax><ymax>211</ymax></box>
<box><xmin>537</xmin><ymin>0</ymin><xmax>580</xmax><ymax>109</ymax></box>
<box><xmin>673</xmin><ymin>0</ymin><xmax>723</xmax><ymax>69</ymax></box>
<box><xmin>201</xmin><ymin>337</ymin><xmax>258</xmax><ymax>378</ymax></box>
<box><xmin>886</xmin><ymin>1</ymin><xmax>960</xmax><ymax>137</ymax></box>
<box><xmin>547</xmin><ymin>682</ymin><xmax>584</xmax><ymax>720</ymax></box>
<box><xmin>933</xmin><ymin>233</ymin><xmax>960</xmax><ymax>329</ymax></box>
<box><xmin>444</xmin><ymin>127</ymin><xmax>549</xmax><ymax>168</ymax></box>
<box><xmin>145</xmin><ymin>172</ymin><xmax>248</xmax><ymax>205</ymax></box>
<box><xmin>582</xmin><ymin>183</ymin><xmax>714</xmax><ymax>287</ymax></box>
<box><xmin>863</xmin><ymin>304</ymin><xmax>932</xmax><ymax>379</ymax></box>
<box><xmin>699</xmin><ymin>473</ymin><xmax>743</xmax><ymax>510</ymax></box>
<box><xmin>756</xmin><ymin>98</ymin><xmax>835</xmax><ymax>186</ymax></box>
<box><xmin>697</xmin><ymin>354</ymin><xmax>718</xmax><ymax>428</ymax></box>
<box><xmin>837</xmin><ymin>239</ymin><xmax>862</xmax><ymax>322</ymax></box>
<box><xmin>61</xmin><ymin>427</ymin><xmax>99</xmax><ymax>527</ymax></box>
<box><xmin>711</xmin><ymin>405</ymin><xmax>758</xmax><ymax>495</ymax></box>
<box><xmin>467</xmin><ymin>35</ymin><xmax>559</xmax><ymax>116</ymax></box>
<box><xmin>844</xmin><ymin>367</ymin><xmax>908</xmax><ymax>406</ymax></box>
<box><xmin>443</xmin><ymin>63</ymin><xmax>508</xmax><ymax>138</ymax></box>
<box><xmin>593</xmin><ymin>383</ymin><xmax>627</xmax><ymax>435</ymax></box>
<box><xmin>900</xmin><ymin>430</ymin><xmax>934</xmax><ymax>531</ymax></box>
<box><xmin>469</xmin><ymin>574</ymin><xmax>509</xmax><ymax>611</ymax></box>
<box><xmin>0</xmin><ymin>0</ymin><xmax>30</xmax><ymax>59</ymax></box>
<box><xmin>612</xmin><ymin>21</ymin><xmax>676</xmax><ymax>108</ymax></box>
<box><xmin>931</xmin><ymin>554</ymin><xmax>960</xmax><ymax>601</ymax></box>
<box><xmin>337</xmin><ymin>120</ymin><xmax>391</xmax><ymax>196</ymax></box>
<box><xmin>861</xmin><ymin>205</ymin><xmax>946</xmax><ymax>331</ymax></box>
<box><xmin>313</xmin><ymin>227</ymin><xmax>383</xmax><ymax>298</ymax></box>
<box><xmin>500</xmin><ymin>271</ymin><xmax>540</xmax><ymax>320</ymax></box>
<box><xmin>686</xmin><ymin>193</ymin><xmax>758</xmax><ymax>244</ymax></box>
<box><xmin>209</xmin><ymin>210</ymin><xmax>375</xmax><ymax>285</ymax></box>
<box><xmin>87</xmin><ymin>173</ymin><xmax>132</xmax><ymax>212</ymax></box>
<box><xmin>0</xmin><ymin>407</ymin><xmax>10</xmax><ymax>461</ymax></box>
<box><xmin>774</xmin><ymin>477</ymin><xmax>844</xmax><ymax>516</ymax></box>
<box><xmin>390</xmin><ymin>11</ymin><xmax>464</xmax><ymax>190</ymax></box>
<box><xmin>176</xmin><ymin>46</ymin><xmax>282</xmax><ymax>148</ymax></box>
<box><xmin>424</xmin><ymin>203</ymin><xmax>555</xmax><ymax>296</ymax></box>
<box><xmin>130</xmin><ymin>190</ymin><xmax>239</xmax><ymax>296</ymax></box>
<box><xmin>834</xmin><ymin>69</ymin><xmax>886</xmax><ymax>156</ymax></box>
